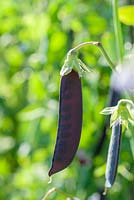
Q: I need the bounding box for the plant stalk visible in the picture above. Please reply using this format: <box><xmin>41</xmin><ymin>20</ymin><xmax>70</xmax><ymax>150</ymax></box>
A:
<box><xmin>69</xmin><ymin>41</ymin><xmax>115</xmax><ymax>71</ymax></box>
<box><xmin>112</xmin><ymin>0</ymin><xmax>124</xmax><ymax>63</ymax></box>
<box><xmin>42</xmin><ymin>187</ymin><xmax>74</xmax><ymax>200</ymax></box>
<box><xmin>42</xmin><ymin>188</ymin><xmax>56</xmax><ymax>200</ymax></box>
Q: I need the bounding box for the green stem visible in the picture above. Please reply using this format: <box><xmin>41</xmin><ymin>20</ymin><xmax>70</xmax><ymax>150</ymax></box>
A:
<box><xmin>42</xmin><ymin>188</ymin><xmax>56</xmax><ymax>200</ymax></box>
<box><xmin>69</xmin><ymin>41</ymin><xmax>115</xmax><ymax>72</ymax></box>
<box><xmin>128</xmin><ymin>123</ymin><xmax>134</xmax><ymax>160</ymax></box>
<box><xmin>130</xmin><ymin>137</ymin><xmax>134</xmax><ymax>160</ymax></box>
<box><xmin>42</xmin><ymin>188</ymin><xmax>74</xmax><ymax>200</ymax></box>
<box><xmin>112</xmin><ymin>0</ymin><xmax>124</xmax><ymax>63</ymax></box>
<box><xmin>55</xmin><ymin>189</ymin><xmax>74</xmax><ymax>200</ymax></box>
<box><xmin>98</xmin><ymin>43</ymin><xmax>116</xmax><ymax>71</ymax></box>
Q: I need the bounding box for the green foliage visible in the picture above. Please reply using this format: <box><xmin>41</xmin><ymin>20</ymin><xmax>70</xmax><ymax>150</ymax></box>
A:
<box><xmin>118</xmin><ymin>6</ymin><xmax>134</xmax><ymax>25</ymax></box>
<box><xmin>101</xmin><ymin>99</ymin><xmax>134</xmax><ymax>128</ymax></box>
<box><xmin>60</xmin><ymin>49</ymin><xmax>91</xmax><ymax>77</ymax></box>
<box><xmin>0</xmin><ymin>0</ymin><xmax>133</xmax><ymax>200</ymax></box>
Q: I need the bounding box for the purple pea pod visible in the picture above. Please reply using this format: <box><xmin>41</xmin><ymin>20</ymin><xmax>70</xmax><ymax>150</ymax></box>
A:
<box><xmin>48</xmin><ymin>70</ymin><xmax>82</xmax><ymax>176</ymax></box>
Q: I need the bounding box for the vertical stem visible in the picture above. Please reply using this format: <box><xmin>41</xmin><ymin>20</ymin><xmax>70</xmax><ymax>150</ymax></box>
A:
<box><xmin>112</xmin><ymin>0</ymin><xmax>124</xmax><ymax>63</ymax></box>
<box><xmin>128</xmin><ymin>0</ymin><xmax>134</xmax><ymax>44</ymax></box>
<box><xmin>130</xmin><ymin>138</ymin><xmax>134</xmax><ymax>160</ymax></box>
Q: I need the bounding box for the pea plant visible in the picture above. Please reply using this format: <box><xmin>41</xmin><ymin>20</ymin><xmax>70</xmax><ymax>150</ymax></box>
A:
<box><xmin>43</xmin><ymin>0</ymin><xmax>134</xmax><ymax>199</ymax></box>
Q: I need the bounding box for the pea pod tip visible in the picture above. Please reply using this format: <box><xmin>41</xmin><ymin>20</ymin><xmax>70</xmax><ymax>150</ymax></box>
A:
<box><xmin>48</xmin><ymin>176</ymin><xmax>52</xmax><ymax>184</ymax></box>
<box><xmin>105</xmin><ymin>180</ymin><xmax>112</xmax><ymax>188</ymax></box>
<box><xmin>103</xmin><ymin>187</ymin><xmax>109</xmax><ymax>195</ymax></box>
<box><xmin>48</xmin><ymin>169</ymin><xmax>53</xmax><ymax>177</ymax></box>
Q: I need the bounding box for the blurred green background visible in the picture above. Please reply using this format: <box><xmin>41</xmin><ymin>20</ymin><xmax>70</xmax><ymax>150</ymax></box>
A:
<box><xmin>0</xmin><ymin>0</ymin><xmax>134</xmax><ymax>199</ymax></box>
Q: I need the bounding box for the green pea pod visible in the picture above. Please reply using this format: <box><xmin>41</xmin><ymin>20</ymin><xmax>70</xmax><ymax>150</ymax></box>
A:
<box><xmin>104</xmin><ymin>119</ymin><xmax>122</xmax><ymax>193</ymax></box>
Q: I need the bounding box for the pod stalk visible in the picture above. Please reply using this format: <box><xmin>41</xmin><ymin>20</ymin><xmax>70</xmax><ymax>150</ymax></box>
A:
<box><xmin>69</xmin><ymin>41</ymin><xmax>116</xmax><ymax>72</ymax></box>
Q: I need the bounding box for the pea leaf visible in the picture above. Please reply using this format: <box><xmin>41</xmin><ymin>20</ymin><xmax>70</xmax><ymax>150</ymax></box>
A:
<box><xmin>101</xmin><ymin>99</ymin><xmax>134</xmax><ymax>129</ymax></box>
<box><xmin>100</xmin><ymin>106</ymin><xmax>116</xmax><ymax>115</ymax></box>
<box><xmin>118</xmin><ymin>5</ymin><xmax>134</xmax><ymax>25</ymax></box>
<box><xmin>110</xmin><ymin>110</ymin><xmax>118</xmax><ymax>127</ymax></box>
<box><xmin>78</xmin><ymin>59</ymin><xmax>92</xmax><ymax>73</ymax></box>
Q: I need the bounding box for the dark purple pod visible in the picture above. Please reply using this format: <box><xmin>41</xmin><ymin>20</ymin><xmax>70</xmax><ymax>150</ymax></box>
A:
<box><xmin>48</xmin><ymin>70</ymin><xmax>82</xmax><ymax>176</ymax></box>
<box><xmin>105</xmin><ymin>119</ymin><xmax>122</xmax><ymax>190</ymax></box>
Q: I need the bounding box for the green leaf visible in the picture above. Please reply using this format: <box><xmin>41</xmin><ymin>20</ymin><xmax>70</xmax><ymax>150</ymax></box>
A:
<box><xmin>118</xmin><ymin>5</ymin><xmax>134</xmax><ymax>25</ymax></box>
<box><xmin>73</xmin><ymin>57</ymin><xmax>85</xmax><ymax>77</ymax></box>
<box><xmin>110</xmin><ymin>110</ymin><xmax>119</xmax><ymax>127</ymax></box>
<box><xmin>60</xmin><ymin>49</ymin><xmax>92</xmax><ymax>77</ymax></box>
<box><xmin>100</xmin><ymin>106</ymin><xmax>116</xmax><ymax>115</ymax></box>
<box><xmin>101</xmin><ymin>99</ymin><xmax>134</xmax><ymax>128</ymax></box>
<box><xmin>60</xmin><ymin>50</ymin><xmax>77</xmax><ymax>76</ymax></box>
<box><xmin>60</xmin><ymin>65</ymin><xmax>73</xmax><ymax>76</ymax></box>
<box><xmin>122</xmin><ymin>120</ymin><xmax>128</xmax><ymax>129</ymax></box>
<box><xmin>118</xmin><ymin>103</ymin><xmax>134</xmax><ymax>123</ymax></box>
<box><xmin>78</xmin><ymin>59</ymin><xmax>92</xmax><ymax>73</ymax></box>
<box><xmin>118</xmin><ymin>165</ymin><xmax>134</xmax><ymax>181</ymax></box>
<box><xmin>118</xmin><ymin>99</ymin><xmax>134</xmax><ymax>107</ymax></box>
<box><xmin>0</xmin><ymin>136</ymin><xmax>15</xmax><ymax>153</ymax></box>
<box><xmin>60</xmin><ymin>57</ymin><xmax>73</xmax><ymax>76</ymax></box>
<box><xmin>127</xmin><ymin>106</ymin><xmax>134</xmax><ymax>120</ymax></box>
<box><xmin>17</xmin><ymin>105</ymin><xmax>45</xmax><ymax>121</ymax></box>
